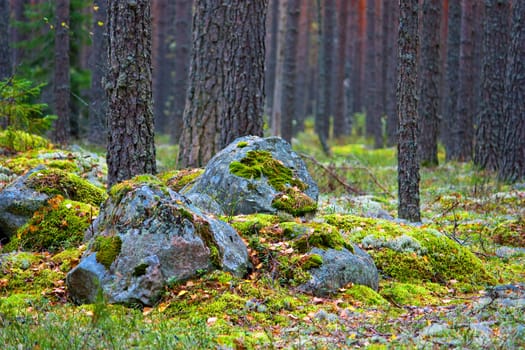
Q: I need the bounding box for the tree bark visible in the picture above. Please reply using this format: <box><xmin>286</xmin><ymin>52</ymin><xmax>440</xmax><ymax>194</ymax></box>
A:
<box><xmin>106</xmin><ymin>0</ymin><xmax>156</xmax><ymax>187</ymax></box>
<box><xmin>88</xmin><ymin>0</ymin><xmax>108</xmax><ymax>145</ymax></box>
<box><xmin>397</xmin><ymin>0</ymin><xmax>420</xmax><ymax>222</ymax></box>
<box><xmin>418</xmin><ymin>0</ymin><xmax>441</xmax><ymax>167</ymax></box>
<box><xmin>170</xmin><ymin>0</ymin><xmax>192</xmax><ymax>143</ymax></box>
<box><xmin>442</xmin><ymin>0</ymin><xmax>461</xmax><ymax>161</ymax></box>
<box><xmin>364</xmin><ymin>0</ymin><xmax>378</xmax><ymax>141</ymax></box>
<box><xmin>474</xmin><ymin>0</ymin><xmax>509</xmax><ymax>171</ymax></box>
<box><xmin>271</xmin><ymin>0</ymin><xmax>287</xmax><ymax>138</ymax></box>
<box><xmin>280</xmin><ymin>0</ymin><xmax>300</xmax><ymax>143</ymax></box>
<box><xmin>499</xmin><ymin>0</ymin><xmax>525</xmax><ymax>182</ymax></box>
<box><xmin>384</xmin><ymin>0</ymin><xmax>399</xmax><ymax>146</ymax></box>
<box><xmin>450</xmin><ymin>0</ymin><xmax>477</xmax><ymax>161</ymax></box>
<box><xmin>265</xmin><ymin>0</ymin><xmax>279</xmax><ymax>117</ymax></box>
<box><xmin>178</xmin><ymin>0</ymin><xmax>266</xmax><ymax>168</ymax></box>
<box><xmin>293</xmin><ymin>0</ymin><xmax>311</xmax><ymax>134</ymax></box>
<box><xmin>52</xmin><ymin>0</ymin><xmax>71</xmax><ymax>145</ymax></box>
<box><xmin>333</xmin><ymin>0</ymin><xmax>350</xmax><ymax>139</ymax></box>
<box><xmin>0</xmin><ymin>0</ymin><xmax>11</xmax><ymax>80</ymax></box>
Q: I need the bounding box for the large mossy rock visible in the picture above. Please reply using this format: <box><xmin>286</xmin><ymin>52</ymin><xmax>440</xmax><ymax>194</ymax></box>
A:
<box><xmin>66</xmin><ymin>176</ymin><xmax>249</xmax><ymax>306</ymax></box>
<box><xmin>324</xmin><ymin>214</ymin><xmax>497</xmax><ymax>288</ymax></box>
<box><xmin>0</xmin><ymin>166</ymin><xmax>106</xmax><ymax>243</ymax></box>
<box><xmin>185</xmin><ymin>136</ymin><xmax>318</xmax><ymax>216</ymax></box>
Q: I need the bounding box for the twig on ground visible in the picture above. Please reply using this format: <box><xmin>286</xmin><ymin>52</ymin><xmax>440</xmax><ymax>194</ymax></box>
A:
<box><xmin>299</xmin><ymin>152</ymin><xmax>363</xmax><ymax>195</ymax></box>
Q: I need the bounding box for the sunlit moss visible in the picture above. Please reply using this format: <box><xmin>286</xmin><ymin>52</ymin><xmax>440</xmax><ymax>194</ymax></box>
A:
<box><xmin>92</xmin><ymin>235</ymin><xmax>122</xmax><ymax>269</ymax></box>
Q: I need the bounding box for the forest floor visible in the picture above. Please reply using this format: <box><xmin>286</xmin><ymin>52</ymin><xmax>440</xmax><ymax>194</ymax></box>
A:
<box><xmin>0</xmin><ymin>129</ymin><xmax>524</xmax><ymax>349</ymax></box>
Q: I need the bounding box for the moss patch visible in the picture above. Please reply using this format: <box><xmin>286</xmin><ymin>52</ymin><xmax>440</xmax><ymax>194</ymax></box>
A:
<box><xmin>0</xmin><ymin>130</ymin><xmax>51</xmax><ymax>153</ymax></box>
<box><xmin>324</xmin><ymin>214</ymin><xmax>495</xmax><ymax>286</ymax></box>
<box><xmin>108</xmin><ymin>174</ymin><xmax>166</xmax><ymax>204</ymax></box>
<box><xmin>281</xmin><ymin>222</ymin><xmax>353</xmax><ymax>253</ymax></box>
<box><xmin>344</xmin><ymin>284</ymin><xmax>390</xmax><ymax>306</ymax></box>
<box><xmin>92</xmin><ymin>236</ymin><xmax>122</xmax><ymax>269</ymax></box>
<box><xmin>5</xmin><ymin>196</ymin><xmax>98</xmax><ymax>253</ymax></box>
<box><xmin>492</xmin><ymin>219</ymin><xmax>525</xmax><ymax>247</ymax></box>
<box><xmin>271</xmin><ymin>186</ymin><xmax>317</xmax><ymax>216</ymax></box>
<box><xmin>229</xmin><ymin>150</ymin><xmax>306</xmax><ymax>191</ymax></box>
<box><xmin>26</xmin><ymin>168</ymin><xmax>106</xmax><ymax>206</ymax></box>
<box><xmin>228</xmin><ymin>214</ymin><xmax>281</xmax><ymax>236</ymax></box>
<box><xmin>380</xmin><ymin>281</ymin><xmax>440</xmax><ymax>306</ymax></box>
<box><xmin>162</xmin><ymin>168</ymin><xmax>204</xmax><ymax>192</ymax></box>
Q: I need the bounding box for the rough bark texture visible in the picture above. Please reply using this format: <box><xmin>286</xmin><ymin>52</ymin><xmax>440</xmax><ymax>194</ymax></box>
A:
<box><xmin>443</xmin><ymin>0</ymin><xmax>461</xmax><ymax>161</ymax></box>
<box><xmin>265</xmin><ymin>0</ymin><xmax>279</xmax><ymax>117</ymax></box>
<box><xmin>499</xmin><ymin>0</ymin><xmax>525</xmax><ymax>182</ymax></box>
<box><xmin>333</xmin><ymin>0</ymin><xmax>349</xmax><ymax>139</ymax></box>
<box><xmin>474</xmin><ymin>0</ymin><xmax>510</xmax><ymax>171</ymax></box>
<box><xmin>397</xmin><ymin>0</ymin><xmax>420</xmax><ymax>222</ymax></box>
<box><xmin>178</xmin><ymin>0</ymin><xmax>266</xmax><ymax>168</ymax></box>
<box><xmin>271</xmin><ymin>0</ymin><xmax>287</xmax><ymax>138</ymax></box>
<box><xmin>106</xmin><ymin>0</ymin><xmax>156</xmax><ymax>187</ymax></box>
<box><xmin>315</xmin><ymin>0</ymin><xmax>334</xmax><ymax>153</ymax></box>
<box><xmin>52</xmin><ymin>0</ymin><xmax>71</xmax><ymax>145</ymax></box>
<box><xmin>0</xmin><ymin>0</ymin><xmax>11</xmax><ymax>80</ymax></box>
<box><xmin>385</xmin><ymin>0</ymin><xmax>399</xmax><ymax>146</ymax></box>
<box><xmin>293</xmin><ymin>0</ymin><xmax>311</xmax><ymax>134</ymax></box>
<box><xmin>364</xmin><ymin>0</ymin><xmax>378</xmax><ymax>141</ymax></box>
<box><xmin>280</xmin><ymin>0</ymin><xmax>300</xmax><ymax>142</ymax></box>
<box><xmin>88</xmin><ymin>0</ymin><xmax>108</xmax><ymax>145</ymax></box>
<box><xmin>171</xmin><ymin>0</ymin><xmax>192</xmax><ymax>143</ymax></box>
<box><xmin>9</xmin><ymin>0</ymin><xmax>26</xmax><ymax>68</ymax></box>
<box><xmin>451</xmin><ymin>0</ymin><xmax>477</xmax><ymax>161</ymax></box>
<box><xmin>418</xmin><ymin>0</ymin><xmax>441</xmax><ymax>167</ymax></box>
<box><xmin>152</xmin><ymin>0</ymin><xmax>174</xmax><ymax>133</ymax></box>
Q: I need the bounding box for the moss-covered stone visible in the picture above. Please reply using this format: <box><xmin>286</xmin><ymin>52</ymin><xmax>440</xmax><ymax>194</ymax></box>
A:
<box><xmin>271</xmin><ymin>186</ymin><xmax>317</xmax><ymax>216</ymax></box>
<box><xmin>324</xmin><ymin>214</ymin><xmax>495</xmax><ymax>285</ymax></box>
<box><xmin>300</xmin><ymin>253</ymin><xmax>323</xmax><ymax>270</ymax></box>
<box><xmin>92</xmin><ymin>236</ymin><xmax>122</xmax><ymax>270</ymax></box>
<box><xmin>344</xmin><ymin>284</ymin><xmax>390</xmax><ymax>306</ymax></box>
<box><xmin>162</xmin><ymin>168</ymin><xmax>204</xmax><ymax>192</ymax></box>
<box><xmin>108</xmin><ymin>174</ymin><xmax>166</xmax><ymax>204</ymax></box>
<box><xmin>229</xmin><ymin>150</ymin><xmax>307</xmax><ymax>191</ymax></box>
<box><xmin>5</xmin><ymin>196</ymin><xmax>98</xmax><ymax>253</ymax></box>
<box><xmin>236</xmin><ymin>141</ymin><xmax>248</xmax><ymax>148</ymax></box>
<box><xmin>26</xmin><ymin>168</ymin><xmax>106</xmax><ymax>206</ymax></box>
<box><xmin>281</xmin><ymin>222</ymin><xmax>353</xmax><ymax>253</ymax></box>
<box><xmin>228</xmin><ymin>214</ymin><xmax>281</xmax><ymax>236</ymax></box>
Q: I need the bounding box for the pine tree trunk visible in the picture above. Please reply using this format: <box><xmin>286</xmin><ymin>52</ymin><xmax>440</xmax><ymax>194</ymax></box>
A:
<box><xmin>106</xmin><ymin>0</ymin><xmax>156</xmax><ymax>187</ymax></box>
<box><xmin>0</xmin><ymin>0</ymin><xmax>11</xmax><ymax>80</ymax></box>
<box><xmin>170</xmin><ymin>0</ymin><xmax>192</xmax><ymax>144</ymax></box>
<box><xmin>293</xmin><ymin>0</ymin><xmax>311</xmax><ymax>134</ymax></box>
<box><xmin>265</xmin><ymin>0</ymin><xmax>279</xmax><ymax>117</ymax></box>
<box><xmin>364</xmin><ymin>0</ymin><xmax>378</xmax><ymax>140</ymax></box>
<box><xmin>385</xmin><ymin>0</ymin><xmax>399</xmax><ymax>146</ymax></box>
<box><xmin>52</xmin><ymin>0</ymin><xmax>71</xmax><ymax>145</ymax></box>
<box><xmin>280</xmin><ymin>0</ymin><xmax>300</xmax><ymax>143</ymax></box>
<box><xmin>474</xmin><ymin>0</ymin><xmax>509</xmax><ymax>171</ymax></box>
<box><xmin>418</xmin><ymin>0</ymin><xmax>441</xmax><ymax>167</ymax></box>
<box><xmin>442</xmin><ymin>0</ymin><xmax>461</xmax><ymax>161</ymax></box>
<box><xmin>451</xmin><ymin>0</ymin><xmax>477</xmax><ymax>161</ymax></box>
<box><xmin>499</xmin><ymin>0</ymin><xmax>525</xmax><ymax>183</ymax></box>
<box><xmin>178</xmin><ymin>0</ymin><xmax>266</xmax><ymax>168</ymax></box>
<box><xmin>88</xmin><ymin>0</ymin><xmax>107</xmax><ymax>145</ymax></box>
<box><xmin>397</xmin><ymin>0</ymin><xmax>420</xmax><ymax>222</ymax></box>
<box><xmin>333</xmin><ymin>0</ymin><xmax>350</xmax><ymax>139</ymax></box>
<box><xmin>271</xmin><ymin>0</ymin><xmax>287</xmax><ymax>138</ymax></box>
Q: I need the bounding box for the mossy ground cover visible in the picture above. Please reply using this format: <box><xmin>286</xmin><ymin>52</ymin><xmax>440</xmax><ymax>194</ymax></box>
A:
<box><xmin>0</xmin><ymin>131</ymin><xmax>524</xmax><ymax>348</ymax></box>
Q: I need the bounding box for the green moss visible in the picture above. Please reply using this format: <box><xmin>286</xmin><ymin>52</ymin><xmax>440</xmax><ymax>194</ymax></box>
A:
<box><xmin>0</xmin><ymin>130</ymin><xmax>51</xmax><ymax>153</ymax></box>
<box><xmin>236</xmin><ymin>141</ymin><xmax>248</xmax><ymax>148</ymax></box>
<box><xmin>271</xmin><ymin>187</ymin><xmax>317</xmax><ymax>216</ymax></box>
<box><xmin>163</xmin><ymin>168</ymin><xmax>204</xmax><ymax>192</ymax></box>
<box><xmin>300</xmin><ymin>253</ymin><xmax>323</xmax><ymax>270</ymax></box>
<box><xmin>5</xmin><ymin>196</ymin><xmax>98</xmax><ymax>253</ymax></box>
<box><xmin>380</xmin><ymin>282</ymin><xmax>439</xmax><ymax>306</ymax></box>
<box><xmin>26</xmin><ymin>168</ymin><xmax>106</xmax><ymax>206</ymax></box>
<box><xmin>344</xmin><ymin>285</ymin><xmax>389</xmax><ymax>306</ymax></box>
<box><xmin>193</xmin><ymin>218</ymin><xmax>222</xmax><ymax>268</ymax></box>
<box><xmin>283</xmin><ymin>222</ymin><xmax>353</xmax><ymax>253</ymax></box>
<box><xmin>92</xmin><ymin>236</ymin><xmax>122</xmax><ymax>269</ymax></box>
<box><xmin>51</xmin><ymin>247</ymin><xmax>85</xmax><ymax>272</ymax></box>
<box><xmin>108</xmin><ymin>174</ymin><xmax>166</xmax><ymax>203</ymax></box>
<box><xmin>492</xmin><ymin>219</ymin><xmax>525</xmax><ymax>247</ymax></box>
<box><xmin>133</xmin><ymin>263</ymin><xmax>149</xmax><ymax>277</ymax></box>
<box><xmin>324</xmin><ymin>214</ymin><xmax>495</xmax><ymax>286</ymax></box>
<box><xmin>229</xmin><ymin>150</ymin><xmax>306</xmax><ymax>191</ymax></box>
<box><xmin>229</xmin><ymin>214</ymin><xmax>280</xmax><ymax>236</ymax></box>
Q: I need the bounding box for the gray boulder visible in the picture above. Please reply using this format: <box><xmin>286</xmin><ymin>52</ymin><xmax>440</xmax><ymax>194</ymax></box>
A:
<box><xmin>0</xmin><ymin>166</ymin><xmax>49</xmax><ymax>242</ymax></box>
<box><xmin>67</xmin><ymin>182</ymin><xmax>249</xmax><ymax>306</ymax></box>
<box><xmin>185</xmin><ymin>136</ymin><xmax>318</xmax><ymax>216</ymax></box>
<box><xmin>298</xmin><ymin>245</ymin><xmax>379</xmax><ymax>296</ymax></box>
